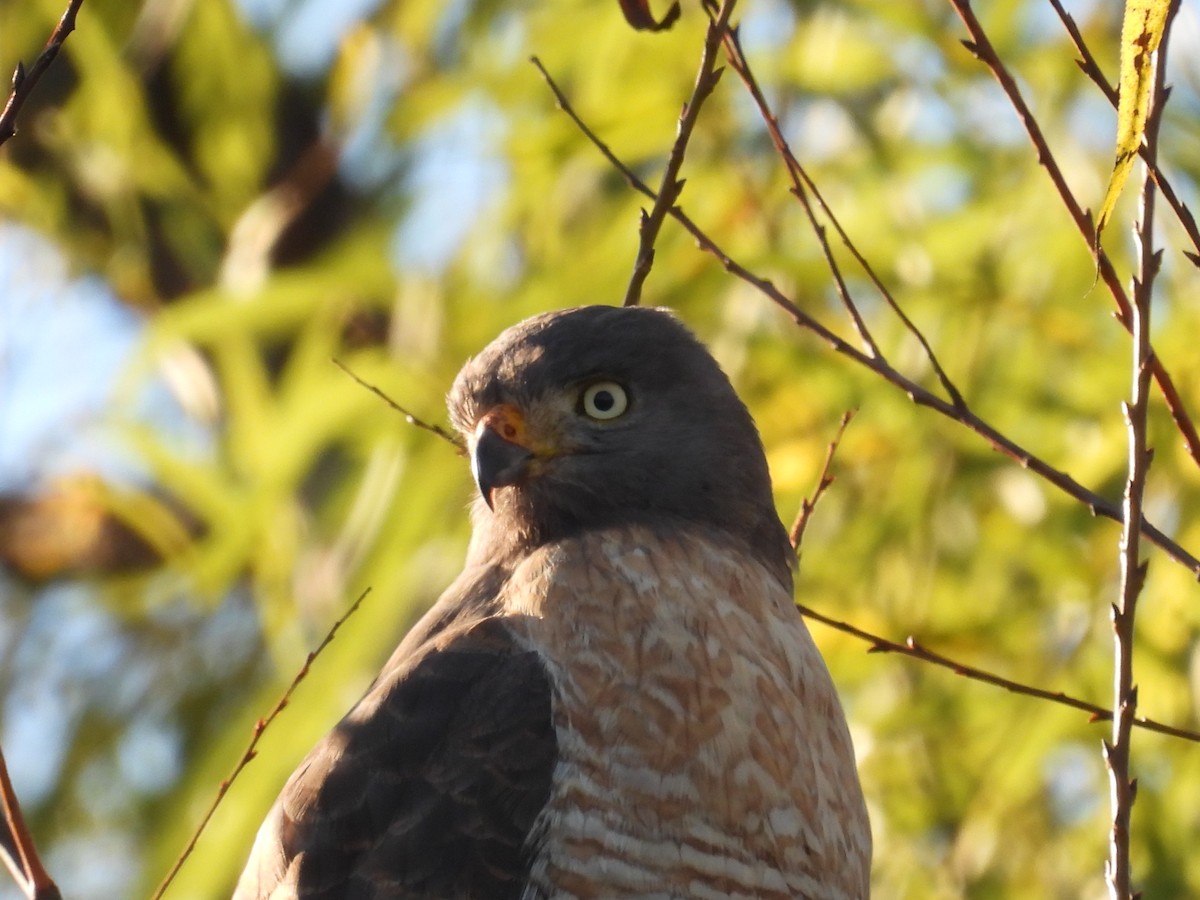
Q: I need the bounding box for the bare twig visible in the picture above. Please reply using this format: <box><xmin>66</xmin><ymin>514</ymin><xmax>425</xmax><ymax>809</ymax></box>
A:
<box><xmin>152</xmin><ymin>588</ymin><xmax>372</xmax><ymax>899</ymax></box>
<box><xmin>333</xmin><ymin>359</ymin><xmax>464</xmax><ymax>452</ymax></box>
<box><xmin>719</xmin><ymin>29</ymin><xmax>881</xmax><ymax>360</ymax></box>
<box><xmin>1048</xmin><ymin>0</ymin><xmax>1118</xmax><ymax>105</ymax></box>
<box><xmin>533</xmin><ymin>56</ymin><xmax>644</xmax><ymax>188</ymax></box>
<box><xmin>789</xmin><ymin>410</ymin><xmax>855</xmax><ymax>557</ymax></box>
<box><xmin>780</xmin><ymin>401</ymin><xmax>1198</xmax><ymax>748</ymax></box>
<box><xmin>0</xmin><ymin>0</ymin><xmax>85</xmax><ymax>147</ymax></box>
<box><xmin>719</xmin><ymin>27</ymin><xmax>968</xmax><ymax>409</ymax></box>
<box><xmin>531</xmin><ymin>61</ymin><xmax>1200</xmax><ymax>581</ymax></box>
<box><xmin>621</xmin><ymin>0</ymin><xmax>736</xmax><ymax>308</ymax></box>
<box><xmin>783</xmin><ymin>405</ymin><xmax>1199</xmax><ymax>750</ymax></box>
<box><xmin>949</xmin><ymin>0</ymin><xmax>1200</xmax><ymax>473</ymax></box>
<box><xmin>0</xmin><ymin>747</ymin><xmax>60</xmax><ymax>900</ymax></box>
<box><xmin>798</xmin><ymin>604</ymin><xmax>1200</xmax><ymax>745</ymax></box>
<box><xmin>1047</xmin><ymin>0</ymin><xmax>1200</xmax><ymax>266</ymax></box>
<box><xmin>1105</xmin><ymin>5</ymin><xmax>1177</xmax><ymax>895</ymax></box>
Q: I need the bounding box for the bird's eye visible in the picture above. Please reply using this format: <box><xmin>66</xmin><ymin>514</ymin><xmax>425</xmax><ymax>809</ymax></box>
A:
<box><xmin>580</xmin><ymin>382</ymin><xmax>629</xmax><ymax>420</ymax></box>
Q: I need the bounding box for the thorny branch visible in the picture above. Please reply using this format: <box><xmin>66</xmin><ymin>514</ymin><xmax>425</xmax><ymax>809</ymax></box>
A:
<box><xmin>948</xmin><ymin>0</ymin><xmax>1200</xmax><ymax>474</ymax></box>
<box><xmin>152</xmin><ymin>589</ymin><xmax>372</xmax><ymax>899</ymax></box>
<box><xmin>1106</xmin><ymin>5</ymin><xmax>1178</xmax><ymax>895</ymax></box>
<box><xmin>0</xmin><ymin>0</ymin><xmax>86</xmax><ymax>147</ymax></box>
<box><xmin>783</xmin><ymin>407</ymin><xmax>1200</xmax><ymax>748</ymax></box>
<box><xmin>720</xmin><ymin>33</ymin><xmax>879</xmax><ymax>361</ymax></box>
<box><xmin>622</xmin><ymin>0</ymin><xmax>735</xmax><ymax>308</ymax></box>
<box><xmin>797</xmin><ymin>605</ymin><xmax>1200</xmax><ymax>745</ymax></box>
<box><xmin>1047</xmin><ymin>0</ymin><xmax>1200</xmax><ymax>266</ymax></box>
<box><xmin>531</xmin><ymin>59</ymin><xmax>1200</xmax><ymax>581</ymax></box>
<box><xmin>718</xmin><ymin>27</ymin><xmax>970</xmax><ymax>410</ymax></box>
<box><xmin>0</xmin><ymin>748</ymin><xmax>60</xmax><ymax>900</ymax></box>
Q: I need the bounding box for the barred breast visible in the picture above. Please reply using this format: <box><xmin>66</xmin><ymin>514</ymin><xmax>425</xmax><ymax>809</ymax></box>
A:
<box><xmin>502</xmin><ymin>525</ymin><xmax>871</xmax><ymax>900</ymax></box>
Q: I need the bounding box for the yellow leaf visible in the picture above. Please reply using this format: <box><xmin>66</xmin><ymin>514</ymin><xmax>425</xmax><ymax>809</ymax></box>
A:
<box><xmin>1094</xmin><ymin>0</ymin><xmax>1170</xmax><ymax>242</ymax></box>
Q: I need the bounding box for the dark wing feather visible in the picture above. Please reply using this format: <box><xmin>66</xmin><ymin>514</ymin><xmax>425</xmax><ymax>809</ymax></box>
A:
<box><xmin>235</xmin><ymin>615</ymin><xmax>556</xmax><ymax>900</ymax></box>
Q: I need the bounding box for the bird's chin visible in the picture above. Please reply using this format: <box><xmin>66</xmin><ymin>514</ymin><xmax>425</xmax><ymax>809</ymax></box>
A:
<box><xmin>471</xmin><ymin>475</ymin><xmax>599</xmax><ymax>555</ymax></box>
<box><xmin>473</xmin><ymin>481</ymin><xmax>537</xmax><ymax>530</ymax></box>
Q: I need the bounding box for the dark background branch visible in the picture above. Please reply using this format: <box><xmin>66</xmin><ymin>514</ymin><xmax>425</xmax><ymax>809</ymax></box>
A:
<box><xmin>0</xmin><ymin>0</ymin><xmax>85</xmax><ymax>147</ymax></box>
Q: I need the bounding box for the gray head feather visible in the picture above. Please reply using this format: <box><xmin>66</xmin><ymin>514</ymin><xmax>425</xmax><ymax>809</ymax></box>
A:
<box><xmin>448</xmin><ymin>305</ymin><xmax>793</xmax><ymax>586</ymax></box>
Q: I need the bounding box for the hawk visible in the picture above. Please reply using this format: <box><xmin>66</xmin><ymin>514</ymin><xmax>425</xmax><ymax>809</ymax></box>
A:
<box><xmin>234</xmin><ymin>305</ymin><xmax>871</xmax><ymax>899</ymax></box>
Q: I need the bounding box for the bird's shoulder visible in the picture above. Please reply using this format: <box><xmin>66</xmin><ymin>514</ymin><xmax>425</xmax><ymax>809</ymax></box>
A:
<box><xmin>234</xmin><ymin>566</ymin><xmax>557</xmax><ymax>900</ymax></box>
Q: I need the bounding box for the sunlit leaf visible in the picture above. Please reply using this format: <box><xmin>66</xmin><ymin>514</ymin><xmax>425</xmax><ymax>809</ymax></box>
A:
<box><xmin>1094</xmin><ymin>0</ymin><xmax>1171</xmax><ymax>242</ymax></box>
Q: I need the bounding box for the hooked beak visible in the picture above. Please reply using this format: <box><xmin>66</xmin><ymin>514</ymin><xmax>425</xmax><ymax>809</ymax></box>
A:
<box><xmin>470</xmin><ymin>405</ymin><xmax>536</xmax><ymax>510</ymax></box>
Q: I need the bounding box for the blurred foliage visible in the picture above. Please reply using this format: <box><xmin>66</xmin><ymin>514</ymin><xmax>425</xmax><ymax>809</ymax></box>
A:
<box><xmin>1</xmin><ymin>0</ymin><xmax>1200</xmax><ymax>897</ymax></box>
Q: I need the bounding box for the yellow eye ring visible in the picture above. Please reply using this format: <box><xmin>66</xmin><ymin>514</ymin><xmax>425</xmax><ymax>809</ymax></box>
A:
<box><xmin>580</xmin><ymin>382</ymin><xmax>629</xmax><ymax>420</ymax></box>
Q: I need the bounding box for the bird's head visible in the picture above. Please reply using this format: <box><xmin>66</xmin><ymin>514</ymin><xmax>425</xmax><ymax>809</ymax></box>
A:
<box><xmin>448</xmin><ymin>305</ymin><xmax>792</xmax><ymax>582</ymax></box>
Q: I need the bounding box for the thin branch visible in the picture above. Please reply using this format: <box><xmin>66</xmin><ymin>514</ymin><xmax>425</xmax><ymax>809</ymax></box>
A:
<box><xmin>1048</xmin><ymin>0</ymin><xmax>1117</xmax><ymax>105</ymax></box>
<box><xmin>152</xmin><ymin>588</ymin><xmax>372</xmax><ymax>900</ymax></box>
<box><xmin>621</xmin><ymin>0</ymin><xmax>736</xmax><ymax>308</ymax></box>
<box><xmin>531</xmin><ymin>60</ymin><xmax>1200</xmax><ymax>581</ymax></box>
<box><xmin>1106</xmin><ymin>4</ymin><xmax>1177</xmax><ymax>894</ymax></box>
<box><xmin>723</xmin><ymin>30</ymin><xmax>959</xmax><ymax>382</ymax></box>
<box><xmin>533</xmin><ymin>56</ymin><xmax>646</xmax><ymax>188</ymax></box>
<box><xmin>782</xmin><ymin>404</ymin><xmax>1199</xmax><ymax>749</ymax></box>
<box><xmin>1047</xmin><ymin>0</ymin><xmax>1200</xmax><ymax>266</ymax></box>
<box><xmin>722</xmin><ymin>31</ymin><xmax>880</xmax><ymax>359</ymax></box>
<box><xmin>753</xmin><ymin>103</ymin><xmax>878</xmax><ymax>355</ymax></box>
<box><xmin>0</xmin><ymin>0</ymin><xmax>85</xmax><ymax>147</ymax></box>
<box><xmin>333</xmin><ymin>359</ymin><xmax>464</xmax><ymax>452</ymax></box>
<box><xmin>949</xmin><ymin>0</ymin><xmax>1200</xmax><ymax>474</ymax></box>
<box><xmin>798</xmin><ymin>604</ymin><xmax>1200</xmax><ymax>745</ymax></box>
<box><xmin>789</xmin><ymin>410</ymin><xmax>855</xmax><ymax>557</ymax></box>
<box><xmin>0</xmin><ymin>748</ymin><xmax>60</xmax><ymax>900</ymax></box>
<box><xmin>720</xmin><ymin>26</ymin><xmax>967</xmax><ymax>409</ymax></box>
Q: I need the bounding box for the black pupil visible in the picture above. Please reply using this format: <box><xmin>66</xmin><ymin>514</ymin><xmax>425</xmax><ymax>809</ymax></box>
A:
<box><xmin>592</xmin><ymin>390</ymin><xmax>615</xmax><ymax>412</ymax></box>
